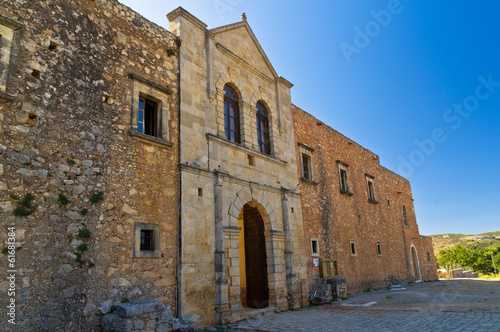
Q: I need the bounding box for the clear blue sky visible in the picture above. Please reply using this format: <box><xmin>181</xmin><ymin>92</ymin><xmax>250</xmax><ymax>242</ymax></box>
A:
<box><xmin>119</xmin><ymin>0</ymin><xmax>500</xmax><ymax>236</ymax></box>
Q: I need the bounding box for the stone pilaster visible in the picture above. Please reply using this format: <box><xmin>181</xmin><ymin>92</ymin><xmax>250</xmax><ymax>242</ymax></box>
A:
<box><xmin>214</xmin><ymin>173</ymin><xmax>230</xmax><ymax>324</ymax></box>
<box><xmin>281</xmin><ymin>189</ymin><xmax>299</xmax><ymax>309</ymax></box>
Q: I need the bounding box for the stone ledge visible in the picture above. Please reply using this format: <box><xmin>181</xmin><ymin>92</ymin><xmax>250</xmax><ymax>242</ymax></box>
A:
<box><xmin>300</xmin><ymin>177</ymin><xmax>318</xmax><ymax>186</ymax></box>
<box><xmin>128</xmin><ymin>73</ymin><xmax>173</xmax><ymax>95</ymax></box>
<box><xmin>206</xmin><ymin>133</ymin><xmax>287</xmax><ymax>166</ymax></box>
<box><xmin>128</xmin><ymin>130</ymin><xmax>174</xmax><ymax>149</ymax></box>
<box><xmin>0</xmin><ymin>13</ymin><xmax>23</xmax><ymax>30</ymax></box>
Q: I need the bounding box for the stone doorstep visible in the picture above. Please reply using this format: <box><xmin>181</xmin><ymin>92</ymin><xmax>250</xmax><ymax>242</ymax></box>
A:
<box><xmin>340</xmin><ymin>301</ymin><xmax>377</xmax><ymax>307</ymax></box>
<box><xmin>245</xmin><ymin>306</ymin><xmax>278</xmax><ymax>319</ymax></box>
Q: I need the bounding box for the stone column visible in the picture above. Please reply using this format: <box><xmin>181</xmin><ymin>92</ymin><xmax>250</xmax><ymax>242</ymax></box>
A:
<box><xmin>214</xmin><ymin>172</ymin><xmax>229</xmax><ymax>324</ymax></box>
<box><xmin>281</xmin><ymin>189</ymin><xmax>299</xmax><ymax>309</ymax></box>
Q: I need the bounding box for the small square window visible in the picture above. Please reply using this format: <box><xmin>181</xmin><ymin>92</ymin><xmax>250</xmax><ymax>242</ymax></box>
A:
<box><xmin>350</xmin><ymin>241</ymin><xmax>357</xmax><ymax>256</ymax></box>
<box><xmin>376</xmin><ymin>242</ymin><xmax>382</xmax><ymax>256</ymax></box>
<box><xmin>134</xmin><ymin>222</ymin><xmax>160</xmax><ymax>258</ymax></box>
<box><xmin>140</xmin><ymin>230</ymin><xmax>154</xmax><ymax>251</ymax></box>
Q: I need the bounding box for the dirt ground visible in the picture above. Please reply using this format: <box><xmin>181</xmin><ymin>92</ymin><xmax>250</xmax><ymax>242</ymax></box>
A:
<box><xmin>334</xmin><ymin>278</ymin><xmax>500</xmax><ymax>312</ymax></box>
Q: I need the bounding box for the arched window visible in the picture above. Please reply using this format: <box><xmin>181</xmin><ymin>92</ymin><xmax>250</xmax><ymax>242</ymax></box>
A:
<box><xmin>224</xmin><ymin>85</ymin><xmax>240</xmax><ymax>143</ymax></box>
<box><xmin>403</xmin><ymin>205</ymin><xmax>409</xmax><ymax>226</ymax></box>
<box><xmin>256</xmin><ymin>102</ymin><xmax>270</xmax><ymax>155</ymax></box>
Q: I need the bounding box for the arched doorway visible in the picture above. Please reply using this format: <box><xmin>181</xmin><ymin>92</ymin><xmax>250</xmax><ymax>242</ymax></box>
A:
<box><xmin>238</xmin><ymin>204</ymin><xmax>269</xmax><ymax>308</ymax></box>
<box><xmin>411</xmin><ymin>246</ymin><xmax>421</xmax><ymax>281</ymax></box>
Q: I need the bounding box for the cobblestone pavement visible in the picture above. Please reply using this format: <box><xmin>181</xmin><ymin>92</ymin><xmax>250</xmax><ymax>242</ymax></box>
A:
<box><xmin>227</xmin><ymin>279</ymin><xmax>500</xmax><ymax>332</ymax></box>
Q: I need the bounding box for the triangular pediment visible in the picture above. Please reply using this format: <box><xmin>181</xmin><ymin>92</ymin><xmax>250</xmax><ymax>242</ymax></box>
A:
<box><xmin>210</xmin><ymin>21</ymin><xmax>278</xmax><ymax>79</ymax></box>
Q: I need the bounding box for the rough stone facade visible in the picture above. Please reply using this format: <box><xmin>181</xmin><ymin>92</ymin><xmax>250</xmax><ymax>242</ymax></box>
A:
<box><xmin>292</xmin><ymin>105</ymin><xmax>438</xmax><ymax>294</ymax></box>
<box><xmin>168</xmin><ymin>8</ymin><xmax>308</xmax><ymax>327</ymax></box>
<box><xmin>0</xmin><ymin>1</ymin><xmax>438</xmax><ymax>330</ymax></box>
<box><xmin>0</xmin><ymin>0</ymin><xmax>179</xmax><ymax>331</ymax></box>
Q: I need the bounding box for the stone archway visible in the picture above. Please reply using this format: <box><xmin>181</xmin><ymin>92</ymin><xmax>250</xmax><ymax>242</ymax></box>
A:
<box><xmin>224</xmin><ymin>189</ymin><xmax>287</xmax><ymax>317</ymax></box>
<box><xmin>411</xmin><ymin>245</ymin><xmax>421</xmax><ymax>281</ymax></box>
<box><xmin>238</xmin><ymin>203</ymin><xmax>269</xmax><ymax>308</ymax></box>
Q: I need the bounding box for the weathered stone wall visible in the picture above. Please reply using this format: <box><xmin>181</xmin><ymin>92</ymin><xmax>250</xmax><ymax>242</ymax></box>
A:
<box><xmin>0</xmin><ymin>0</ymin><xmax>179</xmax><ymax>330</ymax></box>
<box><xmin>168</xmin><ymin>8</ymin><xmax>308</xmax><ymax>327</ymax></box>
<box><xmin>292</xmin><ymin>105</ymin><xmax>438</xmax><ymax>294</ymax></box>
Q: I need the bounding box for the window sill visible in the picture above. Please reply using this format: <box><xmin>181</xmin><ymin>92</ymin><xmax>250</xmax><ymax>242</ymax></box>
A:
<box><xmin>368</xmin><ymin>199</ymin><xmax>379</xmax><ymax>204</ymax></box>
<box><xmin>128</xmin><ymin>130</ymin><xmax>173</xmax><ymax>149</ymax></box>
<box><xmin>300</xmin><ymin>177</ymin><xmax>318</xmax><ymax>185</ymax></box>
<box><xmin>340</xmin><ymin>190</ymin><xmax>353</xmax><ymax>196</ymax></box>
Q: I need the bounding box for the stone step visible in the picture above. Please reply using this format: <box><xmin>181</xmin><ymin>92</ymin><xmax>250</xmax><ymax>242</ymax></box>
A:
<box><xmin>245</xmin><ymin>307</ymin><xmax>278</xmax><ymax>320</ymax></box>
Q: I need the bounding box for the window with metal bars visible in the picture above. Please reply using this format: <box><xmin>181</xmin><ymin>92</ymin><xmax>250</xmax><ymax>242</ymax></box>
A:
<box><xmin>140</xmin><ymin>229</ymin><xmax>154</xmax><ymax>251</ymax></box>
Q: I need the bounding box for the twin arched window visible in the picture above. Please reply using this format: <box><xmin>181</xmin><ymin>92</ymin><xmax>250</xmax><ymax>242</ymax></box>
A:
<box><xmin>223</xmin><ymin>85</ymin><xmax>271</xmax><ymax>155</ymax></box>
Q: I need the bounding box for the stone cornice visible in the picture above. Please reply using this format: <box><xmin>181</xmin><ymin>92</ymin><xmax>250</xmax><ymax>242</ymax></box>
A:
<box><xmin>0</xmin><ymin>13</ymin><xmax>23</xmax><ymax>30</ymax></box>
<box><xmin>178</xmin><ymin>163</ymin><xmax>302</xmax><ymax>198</ymax></box>
<box><xmin>215</xmin><ymin>43</ymin><xmax>274</xmax><ymax>85</ymax></box>
<box><xmin>128</xmin><ymin>73</ymin><xmax>172</xmax><ymax>95</ymax></box>
<box><xmin>206</xmin><ymin>133</ymin><xmax>287</xmax><ymax>166</ymax></box>
<box><xmin>276</xmin><ymin>76</ymin><xmax>293</xmax><ymax>89</ymax></box>
<box><xmin>297</xmin><ymin>142</ymin><xmax>314</xmax><ymax>152</ymax></box>
<box><xmin>166</xmin><ymin>7</ymin><xmax>207</xmax><ymax>31</ymax></box>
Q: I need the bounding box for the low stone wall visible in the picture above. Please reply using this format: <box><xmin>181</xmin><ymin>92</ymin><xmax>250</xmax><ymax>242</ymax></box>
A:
<box><xmin>437</xmin><ymin>269</ymin><xmax>479</xmax><ymax>279</ymax></box>
<box><xmin>309</xmin><ymin>276</ymin><xmax>347</xmax><ymax>304</ymax></box>
<box><xmin>101</xmin><ymin>300</ymin><xmax>197</xmax><ymax>332</ymax></box>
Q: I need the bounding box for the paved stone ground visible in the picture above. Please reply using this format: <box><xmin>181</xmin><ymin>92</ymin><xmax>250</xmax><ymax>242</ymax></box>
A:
<box><xmin>225</xmin><ymin>279</ymin><xmax>500</xmax><ymax>332</ymax></box>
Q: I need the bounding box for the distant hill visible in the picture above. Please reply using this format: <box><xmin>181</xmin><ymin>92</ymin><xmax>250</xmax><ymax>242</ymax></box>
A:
<box><xmin>432</xmin><ymin>231</ymin><xmax>500</xmax><ymax>255</ymax></box>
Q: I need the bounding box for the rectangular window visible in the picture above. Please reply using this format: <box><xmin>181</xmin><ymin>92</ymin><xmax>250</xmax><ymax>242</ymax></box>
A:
<box><xmin>311</xmin><ymin>240</ymin><xmax>319</xmax><ymax>254</ymax></box>
<box><xmin>427</xmin><ymin>252</ymin><xmax>431</xmax><ymax>262</ymax></box>
<box><xmin>376</xmin><ymin>242</ymin><xmax>382</xmax><ymax>256</ymax></box>
<box><xmin>386</xmin><ymin>198</ymin><xmax>391</xmax><ymax>208</ymax></box>
<box><xmin>337</xmin><ymin>161</ymin><xmax>351</xmax><ymax>195</ymax></box>
<box><xmin>128</xmin><ymin>73</ymin><xmax>172</xmax><ymax>148</ymax></box>
<box><xmin>134</xmin><ymin>222</ymin><xmax>160</xmax><ymax>258</ymax></box>
<box><xmin>339</xmin><ymin>168</ymin><xmax>348</xmax><ymax>192</ymax></box>
<box><xmin>0</xmin><ymin>15</ymin><xmax>23</xmax><ymax>102</ymax></box>
<box><xmin>365</xmin><ymin>174</ymin><xmax>377</xmax><ymax>203</ymax></box>
<box><xmin>140</xmin><ymin>229</ymin><xmax>154</xmax><ymax>251</ymax></box>
<box><xmin>138</xmin><ymin>96</ymin><xmax>158</xmax><ymax>137</ymax></box>
<box><xmin>350</xmin><ymin>241</ymin><xmax>357</xmax><ymax>256</ymax></box>
<box><xmin>302</xmin><ymin>154</ymin><xmax>310</xmax><ymax>179</ymax></box>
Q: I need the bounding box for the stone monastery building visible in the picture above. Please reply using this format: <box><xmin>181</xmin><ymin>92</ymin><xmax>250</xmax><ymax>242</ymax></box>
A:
<box><xmin>0</xmin><ymin>0</ymin><xmax>437</xmax><ymax>330</ymax></box>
